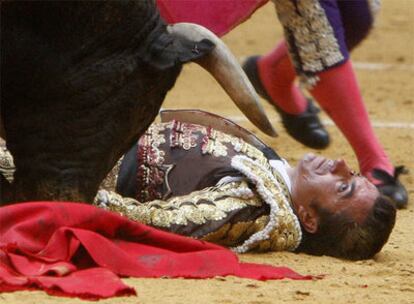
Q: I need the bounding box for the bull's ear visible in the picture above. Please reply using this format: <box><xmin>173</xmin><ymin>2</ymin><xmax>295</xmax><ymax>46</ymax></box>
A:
<box><xmin>139</xmin><ymin>22</ymin><xmax>215</xmax><ymax>70</ymax></box>
<box><xmin>172</xmin><ymin>37</ymin><xmax>216</xmax><ymax>64</ymax></box>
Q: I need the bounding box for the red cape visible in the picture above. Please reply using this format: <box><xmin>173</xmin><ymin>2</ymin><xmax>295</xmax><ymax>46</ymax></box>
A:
<box><xmin>0</xmin><ymin>202</ymin><xmax>312</xmax><ymax>299</ymax></box>
<box><xmin>157</xmin><ymin>0</ymin><xmax>268</xmax><ymax>36</ymax></box>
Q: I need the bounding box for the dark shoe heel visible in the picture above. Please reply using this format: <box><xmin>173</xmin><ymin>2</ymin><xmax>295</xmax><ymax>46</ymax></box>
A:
<box><xmin>242</xmin><ymin>56</ymin><xmax>330</xmax><ymax>149</ymax></box>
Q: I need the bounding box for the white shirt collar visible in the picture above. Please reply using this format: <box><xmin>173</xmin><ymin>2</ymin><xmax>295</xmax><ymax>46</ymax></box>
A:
<box><xmin>269</xmin><ymin>158</ymin><xmax>292</xmax><ymax>192</ymax></box>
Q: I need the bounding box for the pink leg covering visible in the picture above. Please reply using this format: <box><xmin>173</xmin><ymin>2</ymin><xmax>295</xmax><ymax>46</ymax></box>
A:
<box><xmin>257</xmin><ymin>41</ymin><xmax>307</xmax><ymax>114</ymax></box>
<box><xmin>309</xmin><ymin>60</ymin><xmax>394</xmax><ymax>181</ymax></box>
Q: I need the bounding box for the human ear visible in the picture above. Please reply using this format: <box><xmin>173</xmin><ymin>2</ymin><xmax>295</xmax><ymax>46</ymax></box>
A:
<box><xmin>297</xmin><ymin>205</ymin><xmax>318</xmax><ymax>233</ymax></box>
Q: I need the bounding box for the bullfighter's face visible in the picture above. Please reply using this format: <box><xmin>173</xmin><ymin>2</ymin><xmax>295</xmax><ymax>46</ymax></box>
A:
<box><xmin>289</xmin><ymin>153</ymin><xmax>378</xmax><ymax>233</ymax></box>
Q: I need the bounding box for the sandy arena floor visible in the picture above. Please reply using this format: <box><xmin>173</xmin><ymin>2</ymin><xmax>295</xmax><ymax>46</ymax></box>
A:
<box><xmin>1</xmin><ymin>1</ymin><xmax>413</xmax><ymax>303</ymax></box>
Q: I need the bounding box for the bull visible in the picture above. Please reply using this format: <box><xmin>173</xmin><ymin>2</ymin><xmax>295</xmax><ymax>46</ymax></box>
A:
<box><xmin>0</xmin><ymin>1</ymin><xmax>275</xmax><ymax>203</ymax></box>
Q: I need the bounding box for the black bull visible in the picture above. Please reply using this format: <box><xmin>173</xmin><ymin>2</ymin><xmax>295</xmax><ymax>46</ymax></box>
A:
<box><xmin>0</xmin><ymin>1</ymin><xmax>219</xmax><ymax>203</ymax></box>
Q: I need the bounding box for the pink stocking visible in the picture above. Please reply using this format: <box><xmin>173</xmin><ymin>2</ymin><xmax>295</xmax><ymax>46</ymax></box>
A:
<box><xmin>309</xmin><ymin>60</ymin><xmax>394</xmax><ymax>181</ymax></box>
<box><xmin>257</xmin><ymin>41</ymin><xmax>307</xmax><ymax>114</ymax></box>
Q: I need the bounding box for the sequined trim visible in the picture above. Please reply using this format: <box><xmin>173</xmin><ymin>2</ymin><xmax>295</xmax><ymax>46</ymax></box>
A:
<box><xmin>136</xmin><ymin>123</ymin><xmax>167</xmax><ymax>201</ymax></box>
<box><xmin>95</xmin><ymin>182</ymin><xmax>256</xmax><ymax>228</ymax></box>
<box><xmin>0</xmin><ymin>143</ymin><xmax>15</xmax><ymax>183</ymax></box>
<box><xmin>136</xmin><ymin>120</ymin><xmax>274</xmax><ymax>202</ymax></box>
<box><xmin>170</xmin><ymin>120</ymin><xmax>198</xmax><ymax>150</ymax></box>
<box><xmin>272</xmin><ymin>0</ymin><xmax>345</xmax><ymax>87</ymax></box>
<box><xmin>201</xmin><ymin>127</ymin><xmax>228</xmax><ymax>157</ymax></box>
<box><xmin>100</xmin><ymin>156</ymin><xmax>123</xmax><ymax>192</ymax></box>
<box><xmin>230</xmin><ymin>155</ymin><xmax>302</xmax><ymax>253</ymax></box>
<box><xmin>203</xmin><ymin>221</ymin><xmax>258</xmax><ymax>247</ymax></box>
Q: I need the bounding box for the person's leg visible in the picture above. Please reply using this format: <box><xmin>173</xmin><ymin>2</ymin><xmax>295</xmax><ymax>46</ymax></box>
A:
<box><xmin>257</xmin><ymin>41</ymin><xmax>307</xmax><ymax>115</ymax></box>
<box><xmin>309</xmin><ymin>60</ymin><xmax>392</xmax><ymax>177</ymax></box>
<box><xmin>243</xmin><ymin>43</ymin><xmax>330</xmax><ymax>149</ymax></box>
<box><xmin>246</xmin><ymin>0</ymin><xmax>407</xmax><ymax>207</ymax></box>
<box><xmin>254</xmin><ymin>0</ymin><xmax>377</xmax><ymax>119</ymax></box>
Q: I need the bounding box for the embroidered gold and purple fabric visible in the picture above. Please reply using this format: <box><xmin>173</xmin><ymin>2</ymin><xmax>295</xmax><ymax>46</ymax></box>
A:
<box><xmin>272</xmin><ymin>0</ymin><xmax>380</xmax><ymax>87</ymax></box>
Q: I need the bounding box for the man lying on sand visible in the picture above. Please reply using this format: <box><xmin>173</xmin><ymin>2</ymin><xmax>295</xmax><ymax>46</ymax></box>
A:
<box><xmin>0</xmin><ymin>110</ymin><xmax>396</xmax><ymax>260</ymax></box>
<box><xmin>98</xmin><ymin>110</ymin><xmax>396</xmax><ymax>260</ymax></box>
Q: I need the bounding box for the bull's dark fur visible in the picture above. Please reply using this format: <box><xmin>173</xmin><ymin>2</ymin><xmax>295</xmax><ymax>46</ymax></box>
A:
<box><xmin>1</xmin><ymin>1</ymin><xmax>214</xmax><ymax>203</ymax></box>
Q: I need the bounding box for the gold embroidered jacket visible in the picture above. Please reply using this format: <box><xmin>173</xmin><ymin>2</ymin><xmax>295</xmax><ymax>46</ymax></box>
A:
<box><xmin>99</xmin><ymin>112</ymin><xmax>302</xmax><ymax>253</ymax></box>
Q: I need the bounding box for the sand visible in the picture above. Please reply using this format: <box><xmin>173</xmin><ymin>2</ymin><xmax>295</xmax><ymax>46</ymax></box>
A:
<box><xmin>1</xmin><ymin>1</ymin><xmax>413</xmax><ymax>303</ymax></box>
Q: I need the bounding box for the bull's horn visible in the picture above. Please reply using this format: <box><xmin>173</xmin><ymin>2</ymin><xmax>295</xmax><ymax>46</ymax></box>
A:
<box><xmin>167</xmin><ymin>23</ymin><xmax>277</xmax><ymax>137</ymax></box>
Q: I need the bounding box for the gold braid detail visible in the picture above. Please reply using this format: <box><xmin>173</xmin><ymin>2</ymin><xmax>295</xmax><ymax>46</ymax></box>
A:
<box><xmin>95</xmin><ymin>181</ymin><xmax>258</xmax><ymax>228</ymax></box>
<box><xmin>230</xmin><ymin>155</ymin><xmax>302</xmax><ymax>252</ymax></box>
<box><xmin>0</xmin><ymin>142</ymin><xmax>15</xmax><ymax>183</ymax></box>
<box><xmin>272</xmin><ymin>0</ymin><xmax>344</xmax><ymax>87</ymax></box>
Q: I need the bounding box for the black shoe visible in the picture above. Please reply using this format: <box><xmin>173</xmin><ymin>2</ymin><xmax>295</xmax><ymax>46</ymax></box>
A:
<box><xmin>373</xmin><ymin>166</ymin><xmax>409</xmax><ymax>209</ymax></box>
<box><xmin>243</xmin><ymin>56</ymin><xmax>330</xmax><ymax>149</ymax></box>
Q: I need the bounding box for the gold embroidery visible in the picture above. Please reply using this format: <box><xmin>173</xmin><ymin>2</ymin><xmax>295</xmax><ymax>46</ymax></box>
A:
<box><xmin>0</xmin><ymin>143</ymin><xmax>15</xmax><ymax>183</ymax></box>
<box><xmin>97</xmin><ymin>182</ymin><xmax>257</xmax><ymax>228</ymax></box>
<box><xmin>202</xmin><ymin>223</ymin><xmax>232</xmax><ymax>244</ymax></box>
<box><xmin>96</xmin><ymin>120</ymin><xmax>301</xmax><ymax>253</ymax></box>
<box><xmin>100</xmin><ymin>156</ymin><xmax>123</xmax><ymax>192</ymax></box>
<box><xmin>137</xmin><ymin>122</ymin><xmax>168</xmax><ymax>201</ymax></box>
<box><xmin>170</xmin><ymin>120</ymin><xmax>198</xmax><ymax>150</ymax></box>
<box><xmin>247</xmin><ymin>215</ymin><xmax>300</xmax><ymax>252</ymax></box>
<box><xmin>201</xmin><ymin>127</ymin><xmax>229</xmax><ymax>157</ymax></box>
<box><xmin>226</xmin><ymin>221</ymin><xmax>256</xmax><ymax>244</ymax></box>
<box><xmin>232</xmin><ymin>137</ymin><xmax>268</xmax><ymax>166</ymax></box>
<box><xmin>272</xmin><ymin>0</ymin><xmax>344</xmax><ymax>86</ymax></box>
<box><xmin>166</xmin><ymin>121</ymin><xmax>270</xmax><ymax>164</ymax></box>
<box><xmin>147</xmin><ymin>122</ymin><xmax>168</xmax><ymax>149</ymax></box>
<box><xmin>96</xmin><ymin>158</ymin><xmax>302</xmax><ymax>253</ymax></box>
<box><xmin>202</xmin><ymin>217</ymin><xmax>265</xmax><ymax>247</ymax></box>
<box><xmin>230</xmin><ymin>155</ymin><xmax>302</xmax><ymax>252</ymax></box>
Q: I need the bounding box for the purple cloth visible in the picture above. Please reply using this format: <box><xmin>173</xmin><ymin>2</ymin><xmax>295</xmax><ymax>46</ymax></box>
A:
<box><xmin>320</xmin><ymin>0</ymin><xmax>375</xmax><ymax>61</ymax></box>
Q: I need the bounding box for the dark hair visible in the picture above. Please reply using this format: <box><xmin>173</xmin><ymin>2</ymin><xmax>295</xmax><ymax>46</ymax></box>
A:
<box><xmin>296</xmin><ymin>195</ymin><xmax>396</xmax><ymax>260</ymax></box>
